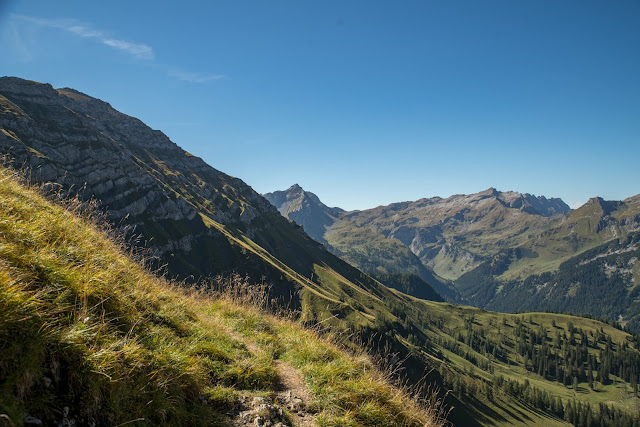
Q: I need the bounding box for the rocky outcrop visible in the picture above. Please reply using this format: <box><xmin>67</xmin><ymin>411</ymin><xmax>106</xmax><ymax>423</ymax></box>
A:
<box><xmin>0</xmin><ymin>77</ymin><xmax>320</xmax><ymax>288</ymax></box>
<box><xmin>496</xmin><ymin>190</ymin><xmax>570</xmax><ymax>217</ymax></box>
<box><xmin>0</xmin><ymin>78</ymin><xmax>273</xmax><ymax>225</ymax></box>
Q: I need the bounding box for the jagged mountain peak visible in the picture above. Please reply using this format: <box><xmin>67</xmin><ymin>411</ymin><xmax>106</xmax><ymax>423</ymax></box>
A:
<box><xmin>498</xmin><ymin>191</ymin><xmax>570</xmax><ymax>217</ymax></box>
<box><xmin>625</xmin><ymin>193</ymin><xmax>640</xmax><ymax>205</ymax></box>
<box><xmin>264</xmin><ymin>185</ymin><xmax>450</xmax><ymax>300</ymax></box>
<box><xmin>478</xmin><ymin>187</ymin><xmax>500</xmax><ymax>197</ymax></box>
<box><xmin>450</xmin><ymin>188</ymin><xmax>568</xmax><ymax>217</ymax></box>
<box><xmin>587</xmin><ymin>196</ymin><xmax>604</xmax><ymax>204</ymax></box>
<box><xmin>574</xmin><ymin>196</ymin><xmax>625</xmax><ymax>217</ymax></box>
<box><xmin>264</xmin><ymin>185</ymin><xmax>344</xmax><ymax>243</ymax></box>
<box><xmin>266</xmin><ymin>185</ymin><xmax>343</xmax><ymax>213</ymax></box>
<box><xmin>408</xmin><ymin>188</ymin><xmax>570</xmax><ymax>218</ymax></box>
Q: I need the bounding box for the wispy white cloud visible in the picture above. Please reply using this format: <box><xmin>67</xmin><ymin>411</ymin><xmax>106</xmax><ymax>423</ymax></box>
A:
<box><xmin>12</xmin><ymin>14</ymin><xmax>154</xmax><ymax>60</ymax></box>
<box><xmin>168</xmin><ymin>69</ymin><xmax>225</xmax><ymax>83</ymax></box>
<box><xmin>9</xmin><ymin>14</ymin><xmax>224</xmax><ymax>83</ymax></box>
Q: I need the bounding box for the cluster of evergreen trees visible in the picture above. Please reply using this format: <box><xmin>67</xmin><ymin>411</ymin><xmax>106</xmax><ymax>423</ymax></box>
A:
<box><xmin>488</xmin><ymin>232</ymin><xmax>640</xmax><ymax>331</ymax></box>
<box><xmin>357</xmin><ymin>292</ymin><xmax>640</xmax><ymax>425</ymax></box>
<box><xmin>442</xmin><ymin>314</ymin><xmax>640</xmax><ymax>393</ymax></box>
<box><xmin>511</xmin><ymin>319</ymin><xmax>640</xmax><ymax>392</ymax></box>
<box><xmin>494</xmin><ymin>375</ymin><xmax>640</xmax><ymax>426</ymax></box>
<box><xmin>432</xmin><ymin>314</ymin><xmax>640</xmax><ymax>425</ymax></box>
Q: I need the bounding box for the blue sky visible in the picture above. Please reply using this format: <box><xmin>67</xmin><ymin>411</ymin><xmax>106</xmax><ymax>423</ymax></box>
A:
<box><xmin>1</xmin><ymin>1</ymin><xmax>638</xmax><ymax>210</ymax></box>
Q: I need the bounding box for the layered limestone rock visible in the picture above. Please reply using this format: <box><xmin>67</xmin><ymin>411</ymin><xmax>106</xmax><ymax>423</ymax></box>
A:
<box><xmin>0</xmin><ymin>77</ymin><xmax>296</xmax><ymax>283</ymax></box>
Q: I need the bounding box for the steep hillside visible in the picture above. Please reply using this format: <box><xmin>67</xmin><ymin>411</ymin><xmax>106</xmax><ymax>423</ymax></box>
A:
<box><xmin>0</xmin><ymin>165</ymin><xmax>444</xmax><ymax>426</ymax></box>
<box><xmin>486</xmin><ymin>231</ymin><xmax>640</xmax><ymax>329</ymax></box>
<box><xmin>486</xmin><ymin>195</ymin><xmax>640</xmax><ymax>284</ymax></box>
<box><xmin>0</xmin><ymin>77</ymin><xmax>474</xmax><ymax>420</ymax></box>
<box><xmin>0</xmin><ymin>77</ymin><xmax>413</xmax><ymax>322</ymax></box>
<box><xmin>452</xmin><ymin>196</ymin><xmax>640</xmax><ymax>325</ymax></box>
<box><xmin>0</xmin><ymin>78</ymin><xmax>311</xmax><ymax>292</ymax></box>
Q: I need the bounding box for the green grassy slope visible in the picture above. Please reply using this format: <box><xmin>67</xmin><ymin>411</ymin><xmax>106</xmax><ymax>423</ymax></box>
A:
<box><xmin>403</xmin><ymin>298</ymin><xmax>640</xmax><ymax>426</ymax></box>
<box><xmin>496</xmin><ymin>197</ymin><xmax>640</xmax><ymax>282</ymax></box>
<box><xmin>0</xmin><ymin>166</ymin><xmax>444</xmax><ymax>427</ymax></box>
<box><xmin>324</xmin><ymin>218</ymin><xmax>452</xmax><ymax>300</ymax></box>
<box><xmin>452</xmin><ymin>198</ymin><xmax>640</xmax><ymax>327</ymax></box>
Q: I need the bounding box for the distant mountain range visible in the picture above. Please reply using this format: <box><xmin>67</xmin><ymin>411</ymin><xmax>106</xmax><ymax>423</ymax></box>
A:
<box><xmin>265</xmin><ymin>184</ymin><xmax>447</xmax><ymax>301</ymax></box>
<box><xmin>265</xmin><ymin>184</ymin><xmax>640</xmax><ymax>328</ymax></box>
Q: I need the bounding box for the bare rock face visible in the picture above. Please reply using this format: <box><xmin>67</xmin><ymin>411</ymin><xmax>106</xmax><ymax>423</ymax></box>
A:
<box><xmin>0</xmin><ymin>77</ymin><xmax>305</xmax><ymax>285</ymax></box>
<box><xmin>264</xmin><ymin>184</ymin><xmax>343</xmax><ymax>244</ymax></box>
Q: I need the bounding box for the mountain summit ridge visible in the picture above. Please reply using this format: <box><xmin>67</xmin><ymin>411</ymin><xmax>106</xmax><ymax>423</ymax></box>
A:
<box><xmin>266</xmin><ymin>184</ymin><xmax>572</xmax><ymax>282</ymax></box>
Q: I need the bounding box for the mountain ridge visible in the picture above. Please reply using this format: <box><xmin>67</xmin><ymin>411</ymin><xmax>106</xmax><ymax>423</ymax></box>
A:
<box><xmin>265</xmin><ymin>183</ymin><xmax>572</xmax><ymax>285</ymax></box>
<box><xmin>266</xmin><ymin>183</ymin><xmax>640</xmax><ymax>329</ymax></box>
<box><xmin>1</xmin><ymin>77</ymin><xmax>463</xmax><ymax>404</ymax></box>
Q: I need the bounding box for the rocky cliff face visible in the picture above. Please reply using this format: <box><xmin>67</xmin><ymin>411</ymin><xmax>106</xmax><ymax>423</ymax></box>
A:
<box><xmin>342</xmin><ymin>188</ymin><xmax>572</xmax><ymax>279</ymax></box>
<box><xmin>0</xmin><ymin>77</ymin><xmax>328</xmax><ymax>290</ymax></box>
<box><xmin>0</xmin><ymin>78</ymin><xmax>269</xmax><ymax>224</ymax></box>
<box><xmin>495</xmin><ymin>189</ymin><xmax>570</xmax><ymax>216</ymax></box>
<box><xmin>266</xmin><ymin>186</ymin><xmax>570</xmax><ymax>282</ymax></box>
